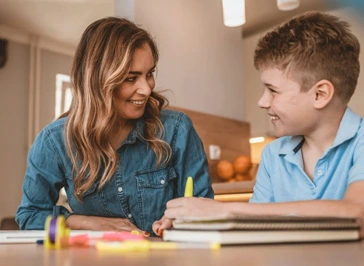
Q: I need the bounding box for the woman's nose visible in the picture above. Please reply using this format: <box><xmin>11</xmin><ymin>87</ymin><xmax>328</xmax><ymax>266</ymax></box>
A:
<box><xmin>136</xmin><ymin>79</ymin><xmax>152</xmax><ymax>96</ymax></box>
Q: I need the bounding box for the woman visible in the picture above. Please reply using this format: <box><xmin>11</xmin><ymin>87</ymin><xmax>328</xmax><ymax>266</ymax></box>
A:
<box><xmin>15</xmin><ymin>17</ymin><xmax>213</xmax><ymax>235</ymax></box>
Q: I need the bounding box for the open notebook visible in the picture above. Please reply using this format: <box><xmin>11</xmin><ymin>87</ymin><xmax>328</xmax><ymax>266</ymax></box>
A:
<box><xmin>163</xmin><ymin>214</ymin><xmax>361</xmax><ymax>245</ymax></box>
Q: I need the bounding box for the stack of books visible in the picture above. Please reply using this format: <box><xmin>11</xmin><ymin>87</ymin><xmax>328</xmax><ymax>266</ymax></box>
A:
<box><xmin>162</xmin><ymin>214</ymin><xmax>361</xmax><ymax>244</ymax></box>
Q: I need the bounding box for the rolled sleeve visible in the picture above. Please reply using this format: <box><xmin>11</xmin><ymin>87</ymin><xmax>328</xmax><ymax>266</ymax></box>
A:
<box><xmin>16</xmin><ymin>128</ymin><xmax>66</xmax><ymax>230</ymax></box>
<box><xmin>172</xmin><ymin>113</ymin><xmax>214</xmax><ymax>199</ymax></box>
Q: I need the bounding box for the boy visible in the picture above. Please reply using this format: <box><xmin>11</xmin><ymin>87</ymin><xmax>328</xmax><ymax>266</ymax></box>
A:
<box><xmin>153</xmin><ymin>11</ymin><xmax>364</xmax><ymax>236</ymax></box>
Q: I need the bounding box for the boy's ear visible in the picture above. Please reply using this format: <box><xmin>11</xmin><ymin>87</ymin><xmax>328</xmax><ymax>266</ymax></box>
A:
<box><xmin>312</xmin><ymin>79</ymin><xmax>335</xmax><ymax>109</ymax></box>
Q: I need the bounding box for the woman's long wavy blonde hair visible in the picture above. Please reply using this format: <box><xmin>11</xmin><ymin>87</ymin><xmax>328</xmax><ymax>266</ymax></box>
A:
<box><xmin>60</xmin><ymin>17</ymin><xmax>172</xmax><ymax>201</ymax></box>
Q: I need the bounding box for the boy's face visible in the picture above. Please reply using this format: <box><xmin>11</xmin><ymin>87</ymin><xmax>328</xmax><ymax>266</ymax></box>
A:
<box><xmin>257</xmin><ymin>68</ymin><xmax>316</xmax><ymax>137</ymax></box>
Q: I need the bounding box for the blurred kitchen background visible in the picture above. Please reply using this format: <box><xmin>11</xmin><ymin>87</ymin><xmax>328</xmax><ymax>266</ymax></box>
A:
<box><xmin>1</xmin><ymin>0</ymin><xmax>364</xmax><ymax>222</ymax></box>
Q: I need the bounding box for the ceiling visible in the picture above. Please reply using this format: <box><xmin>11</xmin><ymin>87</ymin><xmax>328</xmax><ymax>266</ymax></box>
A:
<box><xmin>242</xmin><ymin>0</ymin><xmax>347</xmax><ymax>37</ymax></box>
<box><xmin>0</xmin><ymin>0</ymin><xmax>114</xmax><ymax>46</ymax></box>
<box><xmin>0</xmin><ymin>0</ymin><xmax>351</xmax><ymax>46</ymax></box>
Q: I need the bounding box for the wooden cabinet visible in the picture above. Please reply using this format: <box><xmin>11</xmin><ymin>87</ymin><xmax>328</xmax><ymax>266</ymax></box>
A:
<box><xmin>213</xmin><ymin>181</ymin><xmax>254</xmax><ymax>202</ymax></box>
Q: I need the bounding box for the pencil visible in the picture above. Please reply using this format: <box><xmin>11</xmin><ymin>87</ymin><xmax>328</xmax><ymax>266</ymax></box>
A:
<box><xmin>184</xmin><ymin>176</ymin><xmax>193</xmax><ymax>197</ymax></box>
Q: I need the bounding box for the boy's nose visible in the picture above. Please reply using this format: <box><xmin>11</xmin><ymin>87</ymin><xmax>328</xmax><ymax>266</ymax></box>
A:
<box><xmin>257</xmin><ymin>92</ymin><xmax>271</xmax><ymax>109</ymax></box>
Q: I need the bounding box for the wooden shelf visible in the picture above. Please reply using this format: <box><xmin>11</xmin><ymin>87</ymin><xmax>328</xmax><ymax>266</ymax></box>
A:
<box><xmin>212</xmin><ymin>181</ymin><xmax>254</xmax><ymax>195</ymax></box>
<box><xmin>214</xmin><ymin>193</ymin><xmax>253</xmax><ymax>202</ymax></box>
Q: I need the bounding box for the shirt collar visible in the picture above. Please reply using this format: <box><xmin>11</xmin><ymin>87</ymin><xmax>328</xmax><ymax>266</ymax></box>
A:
<box><xmin>278</xmin><ymin>107</ymin><xmax>361</xmax><ymax>155</ymax></box>
<box><xmin>123</xmin><ymin>118</ymin><xmax>146</xmax><ymax>145</ymax></box>
<box><xmin>279</xmin><ymin>135</ymin><xmax>304</xmax><ymax>155</ymax></box>
<box><xmin>332</xmin><ymin>106</ymin><xmax>362</xmax><ymax>148</ymax></box>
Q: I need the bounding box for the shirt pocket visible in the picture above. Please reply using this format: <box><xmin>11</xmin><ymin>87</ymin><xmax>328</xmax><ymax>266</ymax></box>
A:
<box><xmin>134</xmin><ymin>166</ymin><xmax>177</xmax><ymax>231</ymax></box>
<box><xmin>69</xmin><ymin>180</ymin><xmax>112</xmax><ymax>216</ymax></box>
<box><xmin>135</xmin><ymin>167</ymin><xmax>177</xmax><ymax>188</ymax></box>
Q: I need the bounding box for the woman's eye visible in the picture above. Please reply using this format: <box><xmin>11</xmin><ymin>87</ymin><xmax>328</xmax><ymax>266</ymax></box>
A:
<box><xmin>125</xmin><ymin>77</ymin><xmax>137</xmax><ymax>82</ymax></box>
<box><xmin>147</xmin><ymin>71</ymin><xmax>155</xmax><ymax>78</ymax></box>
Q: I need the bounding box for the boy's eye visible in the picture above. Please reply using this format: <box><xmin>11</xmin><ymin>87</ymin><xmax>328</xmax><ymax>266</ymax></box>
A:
<box><xmin>268</xmin><ymin>88</ymin><xmax>277</xmax><ymax>93</ymax></box>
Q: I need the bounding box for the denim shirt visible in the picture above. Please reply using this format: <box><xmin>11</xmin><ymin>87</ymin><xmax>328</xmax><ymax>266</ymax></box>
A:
<box><xmin>16</xmin><ymin>110</ymin><xmax>214</xmax><ymax>233</ymax></box>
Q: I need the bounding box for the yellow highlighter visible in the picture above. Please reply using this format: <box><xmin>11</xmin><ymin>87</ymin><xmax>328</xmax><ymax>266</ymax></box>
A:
<box><xmin>184</xmin><ymin>176</ymin><xmax>193</xmax><ymax>197</ymax></box>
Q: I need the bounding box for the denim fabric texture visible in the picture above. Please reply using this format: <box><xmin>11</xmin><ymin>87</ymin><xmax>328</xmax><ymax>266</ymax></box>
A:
<box><xmin>16</xmin><ymin>110</ymin><xmax>214</xmax><ymax>233</ymax></box>
<box><xmin>250</xmin><ymin>107</ymin><xmax>364</xmax><ymax>203</ymax></box>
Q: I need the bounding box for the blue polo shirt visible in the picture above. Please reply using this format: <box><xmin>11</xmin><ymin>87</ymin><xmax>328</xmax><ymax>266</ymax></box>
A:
<box><xmin>250</xmin><ymin>107</ymin><xmax>364</xmax><ymax>203</ymax></box>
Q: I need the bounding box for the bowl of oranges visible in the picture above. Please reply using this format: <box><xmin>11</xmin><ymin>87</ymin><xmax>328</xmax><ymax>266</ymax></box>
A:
<box><xmin>216</xmin><ymin>155</ymin><xmax>253</xmax><ymax>182</ymax></box>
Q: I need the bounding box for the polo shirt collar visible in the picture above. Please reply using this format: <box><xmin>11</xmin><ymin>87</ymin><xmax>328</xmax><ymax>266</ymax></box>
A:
<box><xmin>279</xmin><ymin>107</ymin><xmax>361</xmax><ymax>155</ymax></box>
<box><xmin>279</xmin><ymin>135</ymin><xmax>304</xmax><ymax>155</ymax></box>
<box><xmin>332</xmin><ymin>107</ymin><xmax>361</xmax><ymax>148</ymax></box>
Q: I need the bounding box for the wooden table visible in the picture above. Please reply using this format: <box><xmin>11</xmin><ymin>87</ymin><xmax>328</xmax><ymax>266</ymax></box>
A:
<box><xmin>1</xmin><ymin>240</ymin><xmax>363</xmax><ymax>266</ymax></box>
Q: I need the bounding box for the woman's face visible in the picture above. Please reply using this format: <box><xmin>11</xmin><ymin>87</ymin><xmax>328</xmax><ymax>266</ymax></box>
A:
<box><xmin>114</xmin><ymin>44</ymin><xmax>156</xmax><ymax>121</ymax></box>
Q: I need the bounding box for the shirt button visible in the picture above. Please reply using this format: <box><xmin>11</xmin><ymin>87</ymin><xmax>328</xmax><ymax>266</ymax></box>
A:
<box><xmin>317</xmin><ymin>170</ymin><xmax>323</xmax><ymax>176</ymax></box>
<box><xmin>160</xmin><ymin>179</ymin><xmax>165</xmax><ymax>185</ymax></box>
<box><xmin>128</xmin><ymin>214</ymin><xmax>132</xmax><ymax>218</ymax></box>
<box><xmin>118</xmin><ymin>187</ymin><xmax>123</xmax><ymax>192</ymax></box>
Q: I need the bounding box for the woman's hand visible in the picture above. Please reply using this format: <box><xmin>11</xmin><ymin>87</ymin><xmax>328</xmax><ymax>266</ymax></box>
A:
<box><xmin>66</xmin><ymin>215</ymin><xmax>150</xmax><ymax>237</ymax></box>
<box><xmin>164</xmin><ymin>197</ymin><xmax>227</xmax><ymax>220</ymax></box>
<box><xmin>152</xmin><ymin>215</ymin><xmax>173</xmax><ymax>236</ymax></box>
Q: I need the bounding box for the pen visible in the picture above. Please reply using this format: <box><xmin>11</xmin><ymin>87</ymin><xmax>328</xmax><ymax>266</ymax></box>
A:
<box><xmin>184</xmin><ymin>176</ymin><xmax>193</xmax><ymax>197</ymax></box>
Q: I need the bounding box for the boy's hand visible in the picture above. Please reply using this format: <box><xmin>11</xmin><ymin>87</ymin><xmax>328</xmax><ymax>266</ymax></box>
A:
<box><xmin>164</xmin><ymin>197</ymin><xmax>226</xmax><ymax>219</ymax></box>
<box><xmin>152</xmin><ymin>215</ymin><xmax>173</xmax><ymax>236</ymax></box>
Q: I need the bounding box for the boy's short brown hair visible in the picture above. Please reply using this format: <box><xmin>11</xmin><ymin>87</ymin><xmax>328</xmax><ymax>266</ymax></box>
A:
<box><xmin>254</xmin><ymin>11</ymin><xmax>360</xmax><ymax>103</ymax></box>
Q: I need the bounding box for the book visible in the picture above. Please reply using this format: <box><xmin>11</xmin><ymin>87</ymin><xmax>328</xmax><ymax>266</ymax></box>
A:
<box><xmin>163</xmin><ymin>215</ymin><xmax>361</xmax><ymax>245</ymax></box>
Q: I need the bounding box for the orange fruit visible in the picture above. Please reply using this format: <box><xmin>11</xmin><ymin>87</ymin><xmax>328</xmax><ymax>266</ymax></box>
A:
<box><xmin>233</xmin><ymin>155</ymin><xmax>252</xmax><ymax>174</ymax></box>
<box><xmin>216</xmin><ymin>160</ymin><xmax>234</xmax><ymax>180</ymax></box>
<box><xmin>235</xmin><ymin>173</ymin><xmax>251</xmax><ymax>181</ymax></box>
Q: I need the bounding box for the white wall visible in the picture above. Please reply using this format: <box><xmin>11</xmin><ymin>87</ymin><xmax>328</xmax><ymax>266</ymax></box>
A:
<box><xmin>243</xmin><ymin>30</ymin><xmax>275</xmax><ymax>137</ymax></box>
<box><xmin>243</xmin><ymin>7</ymin><xmax>364</xmax><ymax>136</ymax></box>
<box><xmin>135</xmin><ymin>0</ymin><xmax>245</xmax><ymax>121</ymax></box>
<box><xmin>0</xmin><ymin>41</ymin><xmax>29</xmax><ymax>220</ymax></box>
<box><xmin>330</xmin><ymin>8</ymin><xmax>364</xmax><ymax>117</ymax></box>
<box><xmin>40</xmin><ymin>49</ymin><xmax>73</xmax><ymax>129</ymax></box>
<box><xmin>0</xmin><ymin>29</ymin><xmax>73</xmax><ymax>222</ymax></box>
